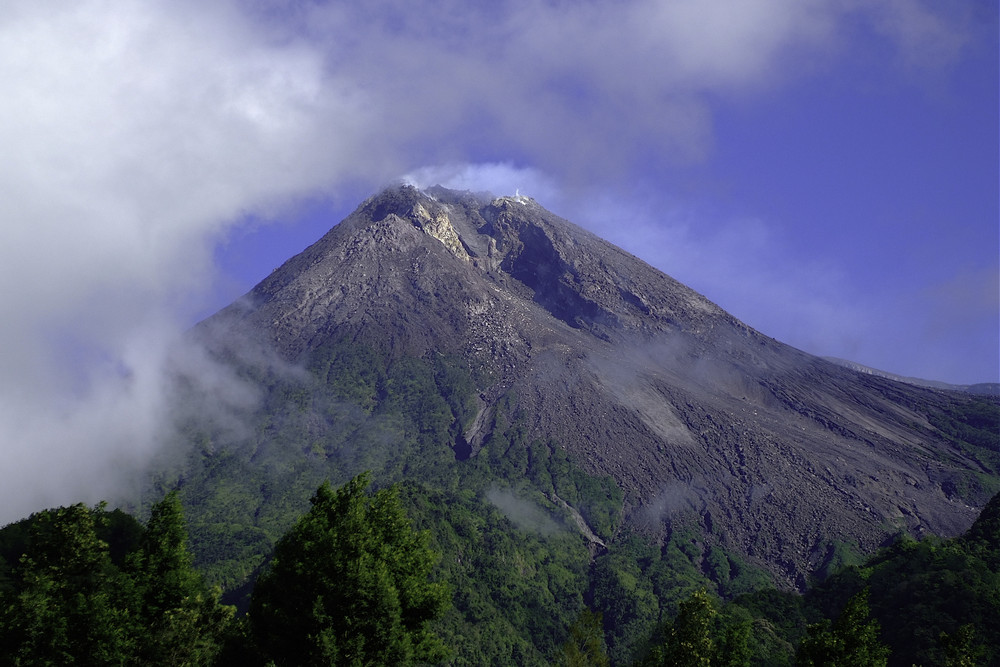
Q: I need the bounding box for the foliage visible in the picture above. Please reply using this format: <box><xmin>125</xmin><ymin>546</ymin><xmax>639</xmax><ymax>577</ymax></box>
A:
<box><xmin>809</xmin><ymin>539</ymin><xmax>864</xmax><ymax>584</ymax></box>
<box><xmin>0</xmin><ymin>503</ymin><xmax>135</xmax><ymax>665</ymax></box>
<box><xmin>0</xmin><ymin>496</ymin><xmax>231</xmax><ymax>666</ymax></box>
<box><xmin>556</xmin><ymin>609</ymin><xmax>611</xmax><ymax>667</ymax></box>
<box><xmin>640</xmin><ymin>589</ymin><xmax>751</xmax><ymax>667</ymax></box>
<box><xmin>938</xmin><ymin>624</ymin><xmax>986</xmax><ymax>667</ymax></box>
<box><xmin>249</xmin><ymin>474</ymin><xmax>450</xmax><ymax>666</ymax></box>
<box><xmin>959</xmin><ymin>491</ymin><xmax>999</xmax><ymax>569</ymax></box>
<box><xmin>590</xmin><ymin>529</ymin><xmax>770</xmax><ymax>664</ymax></box>
<box><xmin>399</xmin><ymin>482</ymin><xmax>591</xmax><ymax>666</ymax></box>
<box><xmin>652</xmin><ymin>589</ymin><xmax>717</xmax><ymax>667</ymax></box>
<box><xmin>151</xmin><ymin>339</ymin><xmax>627</xmax><ymax>664</ymax></box>
<box><xmin>728</xmin><ymin>493</ymin><xmax>1000</xmax><ymax>666</ymax></box>
<box><xmin>158</xmin><ymin>340</ymin><xmax>790</xmax><ymax>665</ymax></box>
<box><xmin>127</xmin><ymin>491</ymin><xmax>234</xmax><ymax>665</ymax></box>
<box><xmin>795</xmin><ymin>590</ymin><xmax>889</xmax><ymax>667</ymax></box>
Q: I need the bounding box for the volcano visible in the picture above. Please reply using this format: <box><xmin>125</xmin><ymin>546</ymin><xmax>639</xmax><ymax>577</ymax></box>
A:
<box><xmin>196</xmin><ymin>184</ymin><xmax>996</xmax><ymax>588</ymax></box>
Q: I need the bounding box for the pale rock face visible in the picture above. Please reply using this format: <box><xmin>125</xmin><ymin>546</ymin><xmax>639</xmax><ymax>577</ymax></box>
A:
<box><xmin>410</xmin><ymin>202</ymin><xmax>471</xmax><ymax>261</ymax></box>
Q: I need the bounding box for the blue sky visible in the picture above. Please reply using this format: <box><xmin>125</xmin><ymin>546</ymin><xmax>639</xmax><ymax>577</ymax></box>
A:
<box><xmin>0</xmin><ymin>0</ymin><xmax>996</xmax><ymax>519</ymax></box>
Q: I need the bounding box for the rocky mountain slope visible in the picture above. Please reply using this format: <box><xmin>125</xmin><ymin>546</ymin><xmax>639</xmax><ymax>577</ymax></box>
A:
<box><xmin>201</xmin><ymin>184</ymin><xmax>998</xmax><ymax>587</ymax></box>
<box><xmin>824</xmin><ymin>356</ymin><xmax>1000</xmax><ymax>396</ymax></box>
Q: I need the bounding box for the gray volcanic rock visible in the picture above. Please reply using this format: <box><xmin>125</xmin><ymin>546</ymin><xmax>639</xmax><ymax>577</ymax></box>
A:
<box><xmin>204</xmin><ymin>185</ymin><xmax>997</xmax><ymax>587</ymax></box>
<box><xmin>824</xmin><ymin>357</ymin><xmax>1000</xmax><ymax>396</ymax></box>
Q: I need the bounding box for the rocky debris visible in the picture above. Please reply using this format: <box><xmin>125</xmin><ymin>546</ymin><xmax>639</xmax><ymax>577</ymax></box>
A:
<box><xmin>825</xmin><ymin>356</ymin><xmax>1000</xmax><ymax>396</ymax></box>
<box><xmin>548</xmin><ymin>491</ymin><xmax>607</xmax><ymax>553</ymax></box>
<box><xmin>409</xmin><ymin>201</ymin><xmax>471</xmax><ymax>261</ymax></box>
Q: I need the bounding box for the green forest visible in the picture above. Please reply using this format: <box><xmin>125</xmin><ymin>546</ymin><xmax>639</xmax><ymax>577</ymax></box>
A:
<box><xmin>1</xmin><ymin>481</ymin><xmax>997</xmax><ymax>665</ymax></box>
<box><xmin>1</xmin><ymin>338</ymin><xmax>998</xmax><ymax>665</ymax></box>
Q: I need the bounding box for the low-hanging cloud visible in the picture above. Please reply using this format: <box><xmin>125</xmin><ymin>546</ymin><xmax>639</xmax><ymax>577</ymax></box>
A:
<box><xmin>402</xmin><ymin>163</ymin><xmax>558</xmax><ymax>202</ymax></box>
<box><xmin>486</xmin><ymin>487</ymin><xmax>565</xmax><ymax>536</ymax></box>
<box><xmin>0</xmin><ymin>0</ymin><xmax>364</xmax><ymax>523</ymax></box>
<box><xmin>0</xmin><ymin>0</ymin><xmax>983</xmax><ymax>523</ymax></box>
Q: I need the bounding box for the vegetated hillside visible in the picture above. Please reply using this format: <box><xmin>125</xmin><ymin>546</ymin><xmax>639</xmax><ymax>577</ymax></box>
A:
<box><xmin>129</xmin><ymin>185</ymin><xmax>998</xmax><ymax>662</ymax></box>
<box><xmin>729</xmin><ymin>491</ymin><xmax>1000</xmax><ymax>666</ymax></box>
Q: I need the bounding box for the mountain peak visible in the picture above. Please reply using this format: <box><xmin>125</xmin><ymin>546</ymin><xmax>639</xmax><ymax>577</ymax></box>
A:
<box><xmin>240</xmin><ymin>184</ymin><xmax>729</xmax><ymax>355</ymax></box>
<box><xmin>365</xmin><ymin>184</ymin><xmax>550</xmax><ymax>264</ymax></box>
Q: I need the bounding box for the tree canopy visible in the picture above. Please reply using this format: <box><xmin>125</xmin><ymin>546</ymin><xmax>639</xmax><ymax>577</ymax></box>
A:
<box><xmin>0</xmin><ymin>496</ymin><xmax>231</xmax><ymax>666</ymax></box>
<box><xmin>796</xmin><ymin>589</ymin><xmax>889</xmax><ymax>667</ymax></box>
<box><xmin>249</xmin><ymin>473</ymin><xmax>450</xmax><ymax>666</ymax></box>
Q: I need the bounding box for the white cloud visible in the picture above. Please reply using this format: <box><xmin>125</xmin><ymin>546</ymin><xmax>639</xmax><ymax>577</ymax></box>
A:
<box><xmin>0</xmin><ymin>0</ymin><xmax>366</xmax><ymax>522</ymax></box>
<box><xmin>867</xmin><ymin>0</ymin><xmax>971</xmax><ymax>71</ymax></box>
<box><xmin>279</xmin><ymin>0</ymin><xmax>969</xmax><ymax>176</ymax></box>
<box><xmin>402</xmin><ymin>162</ymin><xmax>558</xmax><ymax>200</ymax></box>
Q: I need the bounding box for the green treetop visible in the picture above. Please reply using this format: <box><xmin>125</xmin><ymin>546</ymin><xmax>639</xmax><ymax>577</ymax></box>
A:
<box><xmin>796</xmin><ymin>589</ymin><xmax>889</xmax><ymax>667</ymax></box>
<box><xmin>0</xmin><ymin>503</ymin><xmax>133</xmax><ymax>666</ymax></box>
<box><xmin>249</xmin><ymin>473</ymin><xmax>450</xmax><ymax>666</ymax></box>
<box><xmin>127</xmin><ymin>491</ymin><xmax>233</xmax><ymax>665</ymax></box>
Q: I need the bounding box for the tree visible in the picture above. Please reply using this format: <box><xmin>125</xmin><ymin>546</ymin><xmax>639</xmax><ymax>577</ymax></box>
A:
<box><xmin>249</xmin><ymin>473</ymin><xmax>450</xmax><ymax>666</ymax></box>
<box><xmin>0</xmin><ymin>503</ymin><xmax>135</xmax><ymax>666</ymax></box>
<box><xmin>0</xmin><ymin>494</ymin><xmax>232</xmax><ymax>666</ymax></box>
<box><xmin>555</xmin><ymin>608</ymin><xmax>610</xmax><ymax>667</ymax></box>
<box><xmin>939</xmin><ymin>624</ymin><xmax>986</xmax><ymax>667</ymax></box>
<box><xmin>796</xmin><ymin>589</ymin><xmax>889</xmax><ymax>666</ymax></box>
<box><xmin>127</xmin><ymin>491</ymin><xmax>233</xmax><ymax>665</ymax></box>
<box><xmin>652</xmin><ymin>589</ymin><xmax>717</xmax><ymax>667</ymax></box>
<box><xmin>716</xmin><ymin>615</ymin><xmax>752</xmax><ymax>667</ymax></box>
<box><xmin>642</xmin><ymin>589</ymin><xmax>751</xmax><ymax>667</ymax></box>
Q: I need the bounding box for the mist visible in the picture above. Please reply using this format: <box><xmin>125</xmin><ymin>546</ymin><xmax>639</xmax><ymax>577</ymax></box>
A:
<box><xmin>486</xmin><ymin>487</ymin><xmax>566</xmax><ymax>536</ymax></box>
<box><xmin>0</xmin><ymin>1</ymin><xmax>355</xmax><ymax>524</ymax></box>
